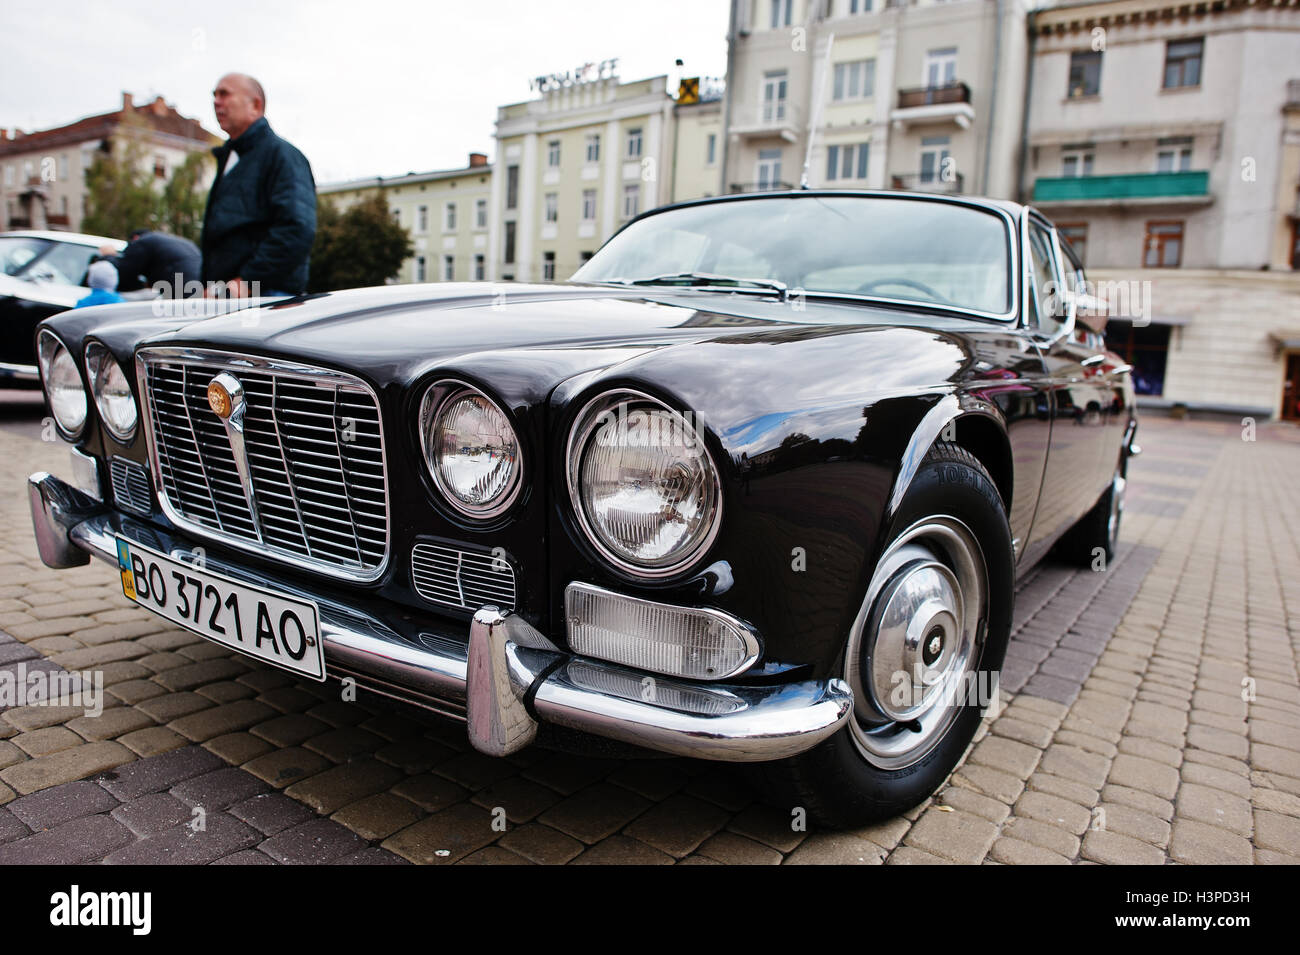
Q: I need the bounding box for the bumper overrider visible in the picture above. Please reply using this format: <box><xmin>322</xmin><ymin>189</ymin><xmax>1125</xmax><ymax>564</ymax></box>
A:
<box><xmin>29</xmin><ymin>471</ymin><xmax>853</xmax><ymax>763</ymax></box>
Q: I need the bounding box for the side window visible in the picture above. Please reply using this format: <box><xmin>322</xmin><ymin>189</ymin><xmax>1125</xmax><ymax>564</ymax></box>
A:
<box><xmin>1026</xmin><ymin>220</ymin><xmax>1066</xmax><ymax>337</ymax></box>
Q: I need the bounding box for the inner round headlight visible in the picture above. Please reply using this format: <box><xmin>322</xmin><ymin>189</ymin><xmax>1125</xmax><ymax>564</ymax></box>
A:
<box><xmin>568</xmin><ymin>391</ymin><xmax>721</xmax><ymax>576</ymax></box>
<box><xmin>37</xmin><ymin>330</ymin><xmax>87</xmax><ymax>437</ymax></box>
<box><xmin>420</xmin><ymin>383</ymin><xmax>522</xmax><ymax>518</ymax></box>
<box><xmin>85</xmin><ymin>342</ymin><xmax>138</xmax><ymax>440</ymax></box>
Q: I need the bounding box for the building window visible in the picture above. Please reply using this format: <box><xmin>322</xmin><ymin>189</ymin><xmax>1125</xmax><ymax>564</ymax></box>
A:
<box><xmin>919</xmin><ymin>136</ymin><xmax>951</xmax><ymax>183</ymax></box>
<box><xmin>580</xmin><ymin>251</ymin><xmax>594</xmax><ymax>265</ymax></box>
<box><xmin>761</xmin><ymin>71</ymin><xmax>788</xmax><ymax>123</ymax></box>
<box><xmin>154</xmin><ymin>156</ymin><xmax>167</xmax><ymax>179</ymax></box>
<box><xmin>2</xmin><ymin>165</ymin><xmax>11</xmax><ymax>186</ymax></box>
<box><xmin>547</xmin><ymin>140</ymin><xmax>561</xmax><ymax>167</ymax></box>
<box><xmin>1061</xmin><ymin>146</ymin><xmax>1094</xmax><ymax>177</ymax></box>
<box><xmin>1057</xmin><ymin>223</ymin><xmax>1088</xmax><ymax>265</ymax></box>
<box><xmin>586</xmin><ymin>134</ymin><xmax>600</xmax><ymax>163</ymax></box>
<box><xmin>391</xmin><ymin>208</ymin><xmax>401</xmax><ymax>225</ymax></box>
<box><xmin>625</xmin><ymin>127</ymin><xmax>643</xmax><ymax>159</ymax></box>
<box><xmin>826</xmin><ymin>143</ymin><xmax>869</xmax><ymax>181</ymax></box>
<box><xmin>924</xmin><ymin>48</ymin><xmax>958</xmax><ymax>88</ymax></box>
<box><xmin>1156</xmin><ymin>137</ymin><xmax>1193</xmax><ymax>172</ymax></box>
<box><xmin>1163</xmin><ymin>39</ymin><xmax>1203</xmax><ymax>89</ymax></box>
<box><xmin>1068</xmin><ymin>51</ymin><xmax>1102</xmax><ymax>98</ymax></box>
<box><xmin>756</xmin><ymin>148</ymin><xmax>783</xmax><ymax>190</ymax></box>
<box><xmin>443</xmin><ymin>255</ymin><xmax>454</xmax><ymax>281</ymax></box>
<box><xmin>706</xmin><ymin>133</ymin><xmax>717</xmax><ymax>165</ymax></box>
<box><xmin>444</xmin><ymin>202</ymin><xmax>457</xmax><ymax>231</ymax></box>
<box><xmin>504</xmin><ymin>221</ymin><xmax>516</xmax><ymax>264</ymax></box>
<box><xmin>543</xmin><ymin>251</ymin><xmax>556</xmax><ymax>281</ymax></box>
<box><xmin>59</xmin><ymin>154</ymin><xmax>69</xmax><ymax>181</ymax></box>
<box><xmin>545</xmin><ymin>192</ymin><xmax>558</xmax><ymax>223</ymax></box>
<box><xmin>832</xmin><ymin>59</ymin><xmax>876</xmax><ymax>101</ymax></box>
<box><xmin>622</xmin><ymin>183</ymin><xmax>640</xmax><ymax>219</ymax></box>
<box><xmin>1144</xmin><ymin>221</ymin><xmax>1184</xmax><ymax>268</ymax></box>
<box><xmin>475</xmin><ymin>198</ymin><xmax>487</xmax><ymax>229</ymax></box>
<box><xmin>505</xmin><ymin>164</ymin><xmax>519</xmax><ymax>210</ymax></box>
<box><xmin>770</xmin><ymin>0</ymin><xmax>792</xmax><ymax>28</ymax></box>
<box><xmin>416</xmin><ymin>255</ymin><xmax>426</xmax><ymax>282</ymax></box>
<box><xmin>582</xmin><ymin>188</ymin><xmax>597</xmax><ymax>221</ymax></box>
<box><xmin>474</xmin><ymin>254</ymin><xmax>485</xmax><ymax>280</ymax></box>
<box><xmin>417</xmin><ymin>205</ymin><xmax>428</xmax><ymax>233</ymax></box>
<box><xmin>848</xmin><ymin>0</ymin><xmax>873</xmax><ymax>11</ymax></box>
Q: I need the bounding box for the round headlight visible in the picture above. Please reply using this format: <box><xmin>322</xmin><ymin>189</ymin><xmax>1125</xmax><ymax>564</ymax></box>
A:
<box><xmin>420</xmin><ymin>383</ymin><xmax>522</xmax><ymax>518</ymax></box>
<box><xmin>85</xmin><ymin>342</ymin><xmax>138</xmax><ymax>441</ymax></box>
<box><xmin>568</xmin><ymin>391</ymin><xmax>721</xmax><ymax>577</ymax></box>
<box><xmin>37</xmin><ymin>330</ymin><xmax>87</xmax><ymax>437</ymax></box>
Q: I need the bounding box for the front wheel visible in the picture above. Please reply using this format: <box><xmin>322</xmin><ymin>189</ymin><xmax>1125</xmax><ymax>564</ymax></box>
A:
<box><xmin>753</xmin><ymin>443</ymin><xmax>1014</xmax><ymax>828</ymax></box>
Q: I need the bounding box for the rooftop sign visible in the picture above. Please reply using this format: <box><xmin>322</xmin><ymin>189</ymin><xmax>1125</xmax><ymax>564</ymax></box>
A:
<box><xmin>529</xmin><ymin>58</ymin><xmax>619</xmax><ymax>93</ymax></box>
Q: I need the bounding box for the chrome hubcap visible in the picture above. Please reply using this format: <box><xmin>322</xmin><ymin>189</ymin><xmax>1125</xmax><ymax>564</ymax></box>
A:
<box><xmin>845</xmin><ymin>517</ymin><xmax>988</xmax><ymax>770</ymax></box>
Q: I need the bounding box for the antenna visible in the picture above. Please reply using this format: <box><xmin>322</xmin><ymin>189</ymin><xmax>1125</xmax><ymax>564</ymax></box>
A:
<box><xmin>800</xmin><ymin>31</ymin><xmax>835</xmax><ymax>189</ymax></box>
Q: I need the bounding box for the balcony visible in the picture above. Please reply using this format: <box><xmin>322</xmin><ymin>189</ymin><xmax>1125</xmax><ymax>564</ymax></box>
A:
<box><xmin>730</xmin><ymin>101</ymin><xmax>804</xmax><ymax>143</ymax></box>
<box><xmin>1032</xmin><ymin>171</ymin><xmax>1212</xmax><ymax>209</ymax></box>
<box><xmin>729</xmin><ymin>181</ymin><xmax>796</xmax><ymax>194</ymax></box>
<box><xmin>891</xmin><ymin>83</ymin><xmax>974</xmax><ymax>131</ymax></box>
<box><xmin>889</xmin><ymin>173</ymin><xmax>965</xmax><ymax>195</ymax></box>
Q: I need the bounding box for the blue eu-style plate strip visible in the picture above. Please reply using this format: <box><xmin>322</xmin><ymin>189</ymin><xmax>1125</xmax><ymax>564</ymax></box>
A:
<box><xmin>116</xmin><ymin>539</ymin><xmax>131</xmax><ymax>570</ymax></box>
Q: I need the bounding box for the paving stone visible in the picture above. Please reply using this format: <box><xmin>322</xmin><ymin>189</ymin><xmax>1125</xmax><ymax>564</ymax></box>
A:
<box><xmin>572</xmin><ymin>834</ymin><xmax>675</xmax><ymax>865</ymax></box>
<box><xmin>382</xmin><ymin>803</ymin><xmax>499</xmax><ymax>864</ymax></box>
<box><xmin>255</xmin><ymin>686</ymin><xmax>321</xmax><ymax>714</ymax></box>
<box><xmin>537</xmin><ymin>782</ymin><xmax>652</xmax><ymax>845</ymax></box>
<box><xmin>1038</xmin><ymin>744</ymin><xmax>1111</xmax><ymax>789</ymax></box>
<box><xmin>105</xmin><ymin>812</ymin><xmax>262</xmax><ymax>864</ymax></box>
<box><xmin>203</xmin><ymin>731</ymin><xmax>274</xmax><ymax>765</ymax></box>
<box><xmin>1</xmin><ymin>741</ymin><xmax>135</xmax><ymax>795</ymax></box>
<box><xmin>1026</xmin><ymin>772</ymin><xmax>1099</xmax><ymax>808</ymax></box>
<box><xmin>169</xmin><ymin>699</ymin><xmax>277</xmax><ymax>742</ymax></box>
<box><xmin>108</xmin><ymin>680</ymin><xmax>169</xmax><ymax>705</ymax></box>
<box><xmin>305</xmin><ymin>700</ymin><xmax>369</xmax><ymax>728</ymax></box>
<box><xmin>391</xmin><ymin>773</ymin><xmax>470</xmax><ymax>813</ymax></box>
<box><xmin>4</xmin><ymin>703</ymin><xmax>96</xmax><ymax>733</ymax></box>
<box><xmin>951</xmin><ymin>763</ymin><xmax>1026</xmax><ymax>804</ymax></box>
<box><xmin>1254</xmin><ymin>810</ymin><xmax>1300</xmax><ymax>855</ymax></box>
<box><xmin>433</xmin><ymin>751</ymin><xmax>519</xmax><ymax>791</ymax></box>
<box><xmin>904</xmin><ymin>808</ymin><xmax>999</xmax><ymax>864</ymax></box>
<box><xmin>969</xmin><ymin>736</ymin><xmax>1043</xmax><ymax>778</ymax></box>
<box><xmin>989</xmin><ymin>716</ymin><xmax>1054</xmax><ymax>749</ymax></box>
<box><xmin>725</xmin><ymin>803</ymin><xmax>807</xmax><ymax>854</ymax></box>
<box><xmin>0</xmin><ymin>806</ymin><xmax>30</xmax><ymax>844</ymax></box>
<box><xmin>990</xmin><ymin>837</ymin><xmax>1072</xmax><ymax>865</ymax></box>
<box><xmin>622</xmin><ymin>794</ymin><xmax>732</xmax><ymax>858</ymax></box>
<box><xmin>228</xmin><ymin>791</ymin><xmax>317</xmax><ymax>836</ymax></box>
<box><xmin>471</xmin><ymin>775</ymin><xmax>562</xmax><ymax>824</ymax></box>
<box><xmin>885</xmin><ymin>846</ymin><xmax>953</xmax><ymax>865</ymax></box>
<box><xmin>304</xmin><ymin>726</ymin><xmax>386</xmax><ymax>763</ymax></box>
<box><xmin>785</xmin><ymin>831</ymin><xmax>887</xmax><ymax>864</ymax></box>
<box><xmin>0</xmin><ymin>740</ymin><xmax>21</xmax><ymax>770</ymax></box>
<box><xmin>498</xmin><ymin>822</ymin><xmax>586</xmax><ymax>865</ymax></box>
<box><xmin>606</xmin><ymin>761</ymin><xmax>692</xmax><ymax>801</ymax></box>
<box><xmin>374</xmin><ymin>736</ymin><xmax>456</xmax><ymax>775</ymax></box>
<box><xmin>211</xmin><ymin>849</ymin><xmax>277</xmax><ymax>865</ymax></box>
<box><xmin>118</xmin><ymin>726</ymin><xmax>187</xmax><ymax>757</ymax></box>
<box><xmin>170</xmin><ymin>766</ymin><xmax>270</xmax><ymax>811</ymax></box>
<box><xmin>95</xmin><ymin>744</ymin><xmax>225</xmax><ymax>800</ymax></box>
<box><xmin>135</xmin><ymin>692</ymin><xmax>213</xmax><ymax>723</ymax></box>
<box><xmin>695</xmin><ymin>830</ymin><xmax>784</xmax><ymax>865</ymax></box>
<box><xmin>65</xmin><ymin>706</ymin><xmax>155</xmax><ymax>741</ymax></box>
<box><xmin>284</xmin><ymin>758</ymin><xmax>403</xmax><ymax>814</ymax></box>
<box><xmin>239</xmin><ymin>747</ymin><xmax>332</xmax><ymax>790</ymax></box>
<box><xmin>251</xmin><ymin>713</ymin><xmax>332</xmax><ymax>748</ymax></box>
<box><xmin>1181</xmin><ymin>761</ymin><xmax>1252</xmax><ymax>799</ymax></box>
<box><xmin>334</xmin><ymin>847</ymin><xmax>410</xmax><ymax>865</ymax></box>
<box><xmin>1108</xmin><ymin>754</ymin><xmax>1180</xmax><ymax>800</ymax></box>
<box><xmin>0</xmin><ymin>812</ymin><xmax>133</xmax><ymax>864</ymax></box>
<box><xmin>683</xmin><ymin>769</ymin><xmax>754</xmax><ymax>812</ymax></box>
<box><xmin>260</xmin><ymin>818</ymin><xmax>371</xmax><ymax>865</ymax></box>
<box><xmin>1252</xmin><ymin>744</ymin><xmax>1300</xmax><ymax>780</ymax></box>
<box><xmin>155</xmin><ymin>658</ymin><xmax>250</xmax><ymax>692</ymax></box>
<box><xmin>937</xmin><ymin>786</ymin><xmax>1011</xmax><ymax>823</ymax></box>
<box><xmin>331</xmin><ymin>793</ymin><xmax>425</xmax><ymax>842</ymax></box>
<box><xmin>111</xmin><ymin>792</ymin><xmax>194</xmax><ymax>837</ymax></box>
<box><xmin>1169</xmin><ymin>818</ymin><xmax>1253</xmax><ymax>865</ymax></box>
<box><xmin>459</xmin><ymin>846</ymin><xmax>534</xmax><ymax>865</ymax></box>
<box><xmin>519</xmin><ymin>753</ymin><xmax>615</xmax><ymax>796</ymax></box>
<box><xmin>1252</xmin><ymin>788</ymin><xmax>1300</xmax><ymax>817</ymax></box>
<box><xmin>1015</xmin><ymin>791</ymin><xmax>1093</xmax><ymax>835</ymax></box>
<box><xmin>196</xmin><ymin>681</ymin><xmax>256</xmax><ymax>704</ymax></box>
<box><xmin>1002</xmin><ymin>815</ymin><xmax>1081</xmax><ymax>857</ymax></box>
<box><xmin>13</xmin><ymin>726</ymin><xmax>82</xmax><ymax>757</ymax></box>
<box><xmin>1081</xmin><ymin>828</ymin><xmax>1166</xmax><ymax>864</ymax></box>
<box><xmin>1175</xmin><ymin>783</ymin><xmax>1254</xmax><ymax>837</ymax></box>
<box><xmin>7</xmin><ymin>779</ymin><xmax>119</xmax><ymax>830</ymax></box>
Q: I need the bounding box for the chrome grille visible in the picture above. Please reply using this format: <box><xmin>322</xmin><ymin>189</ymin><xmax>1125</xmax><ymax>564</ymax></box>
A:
<box><xmin>411</xmin><ymin>542</ymin><xmax>516</xmax><ymax>612</ymax></box>
<box><xmin>139</xmin><ymin>349</ymin><xmax>389</xmax><ymax>580</ymax></box>
<box><xmin>109</xmin><ymin>458</ymin><xmax>153</xmax><ymax>515</ymax></box>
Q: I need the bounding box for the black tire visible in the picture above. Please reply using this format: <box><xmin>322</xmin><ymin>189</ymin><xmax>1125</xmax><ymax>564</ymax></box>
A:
<box><xmin>752</xmin><ymin>442</ymin><xmax>1014</xmax><ymax>829</ymax></box>
<box><xmin>1054</xmin><ymin>457</ymin><xmax>1126</xmax><ymax>568</ymax></box>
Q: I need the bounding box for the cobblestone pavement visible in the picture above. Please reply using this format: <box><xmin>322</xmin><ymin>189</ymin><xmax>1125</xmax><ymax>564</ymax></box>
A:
<box><xmin>0</xmin><ymin>407</ymin><xmax>1297</xmax><ymax>864</ymax></box>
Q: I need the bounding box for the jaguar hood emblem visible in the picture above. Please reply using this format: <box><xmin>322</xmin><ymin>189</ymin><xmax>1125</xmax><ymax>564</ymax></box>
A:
<box><xmin>207</xmin><ymin>373</ymin><xmax>244</xmax><ymax>420</ymax></box>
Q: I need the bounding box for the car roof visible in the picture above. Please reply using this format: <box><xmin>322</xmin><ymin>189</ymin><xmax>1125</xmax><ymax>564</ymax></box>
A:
<box><xmin>633</xmin><ymin>189</ymin><xmax>1028</xmax><ymax>220</ymax></box>
<box><xmin>0</xmin><ymin>229</ymin><xmax>124</xmax><ymax>247</ymax></box>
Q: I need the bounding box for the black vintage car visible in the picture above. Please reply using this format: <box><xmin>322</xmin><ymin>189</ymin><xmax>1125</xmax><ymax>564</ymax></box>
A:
<box><xmin>29</xmin><ymin>191</ymin><xmax>1135</xmax><ymax>827</ymax></box>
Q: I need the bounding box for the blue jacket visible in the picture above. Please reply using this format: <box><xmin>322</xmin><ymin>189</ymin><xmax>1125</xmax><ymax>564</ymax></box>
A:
<box><xmin>75</xmin><ymin>289</ymin><xmax>125</xmax><ymax>308</ymax></box>
<box><xmin>201</xmin><ymin>117</ymin><xmax>316</xmax><ymax>294</ymax></box>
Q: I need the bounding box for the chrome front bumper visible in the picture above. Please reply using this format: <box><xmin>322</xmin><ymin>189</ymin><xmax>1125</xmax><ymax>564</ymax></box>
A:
<box><xmin>29</xmin><ymin>471</ymin><xmax>853</xmax><ymax>763</ymax></box>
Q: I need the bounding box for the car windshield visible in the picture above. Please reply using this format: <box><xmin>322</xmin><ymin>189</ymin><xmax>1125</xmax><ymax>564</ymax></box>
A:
<box><xmin>572</xmin><ymin>194</ymin><xmax>1013</xmax><ymax>315</ymax></box>
<box><xmin>0</xmin><ymin>236</ymin><xmax>54</xmax><ymax>277</ymax></box>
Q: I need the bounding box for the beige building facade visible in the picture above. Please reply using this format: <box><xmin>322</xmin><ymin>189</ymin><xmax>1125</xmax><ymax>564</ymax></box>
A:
<box><xmin>0</xmin><ymin>92</ymin><xmax>218</xmax><ymax>234</ymax></box>
<box><xmin>317</xmin><ymin>153</ymin><xmax>493</xmax><ymax>285</ymax></box>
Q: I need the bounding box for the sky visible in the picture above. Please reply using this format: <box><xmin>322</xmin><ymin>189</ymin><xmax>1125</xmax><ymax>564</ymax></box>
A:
<box><xmin>0</xmin><ymin>0</ymin><xmax>731</xmax><ymax>184</ymax></box>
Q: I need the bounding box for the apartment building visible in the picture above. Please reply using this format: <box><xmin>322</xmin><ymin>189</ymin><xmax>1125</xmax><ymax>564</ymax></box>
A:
<box><xmin>1025</xmin><ymin>0</ymin><xmax>1300</xmax><ymax>419</ymax></box>
<box><xmin>722</xmin><ymin>0</ymin><xmax>1031</xmax><ymax>197</ymax></box>
<box><xmin>317</xmin><ymin>153</ymin><xmax>492</xmax><ymax>284</ymax></box>
<box><xmin>0</xmin><ymin>92</ymin><xmax>218</xmax><ymax>233</ymax></box>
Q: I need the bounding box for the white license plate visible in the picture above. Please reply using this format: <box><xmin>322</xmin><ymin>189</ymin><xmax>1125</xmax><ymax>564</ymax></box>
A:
<box><xmin>116</xmin><ymin>537</ymin><xmax>325</xmax><ymax>681</ymax></box>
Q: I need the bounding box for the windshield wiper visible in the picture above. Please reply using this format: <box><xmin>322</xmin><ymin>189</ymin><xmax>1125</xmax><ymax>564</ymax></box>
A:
<box><xmin>607</xmin><ymin>272</ymin><xmax>789</xmax><ymax>301</ymax></box>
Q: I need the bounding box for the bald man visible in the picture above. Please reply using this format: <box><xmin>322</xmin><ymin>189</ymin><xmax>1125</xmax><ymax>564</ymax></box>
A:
<box><xmin>201</xmin><ymin>73</ymin><xmax>316</xmax><ymax>297</ymax></box>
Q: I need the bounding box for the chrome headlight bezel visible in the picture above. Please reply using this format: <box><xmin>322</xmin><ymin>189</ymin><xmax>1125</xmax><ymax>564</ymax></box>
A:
<box><xmin>84</xmin><ymin>341</ymin><xmax>138</xmax><ymax>442</ymax></box>
<box><xmin>566</xmin><ymin>389</ymin><xmax>723</xmax><ymax>579</ymax></box>
<box><xmin>418</xmin><ymin>380</ymin><xmax>524</xmax><ymax>520</ymax></box>
<box><xmin>37</xmin><ymin>329</ymin><xmax>88</xmax><ymax>440</ymax></box>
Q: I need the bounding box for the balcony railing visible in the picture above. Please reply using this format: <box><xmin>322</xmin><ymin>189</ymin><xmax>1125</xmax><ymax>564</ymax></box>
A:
<box><xmin>731</xmin><ymin>101</ymin><xmax>804</xmax><ymax>140</ymax></box>
<box><xmin>889</xmin><ymin>173</ymin><xmax>965</xmax><ymax>194</ymax></box>
<box><xmin>1033</xmin><ymin>171</ymin><xmax>1210</xmax><ymax>203</ymax></box>
<box><xmin>729</xmin><ymin>181</ymin><xmax>795</xmax><ymax>194</ymax></box>
<box><xmin>896</xmin><ymin>82</ymin><xmax>972</xmax><ymax>110</ymax></box>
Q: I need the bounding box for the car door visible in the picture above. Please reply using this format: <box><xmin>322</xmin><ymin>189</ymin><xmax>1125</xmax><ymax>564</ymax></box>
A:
<box><xmin>1019</xmin><ymin>213</ymin><xmax>1114</xmax><ymax>565</ymax></box>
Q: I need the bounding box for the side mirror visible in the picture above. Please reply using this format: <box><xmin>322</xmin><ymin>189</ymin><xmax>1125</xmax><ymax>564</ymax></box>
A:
<box><xmin>1073</xmin><ymin>291</ymin><xmax>1108</xmax><ymax>333</ymax></box>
